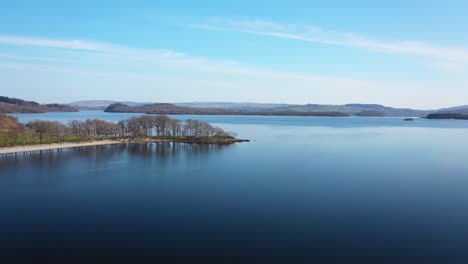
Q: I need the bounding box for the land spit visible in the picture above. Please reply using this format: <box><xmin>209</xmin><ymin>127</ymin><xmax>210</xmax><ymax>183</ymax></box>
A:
<box><xmin>0</xmin><ymin>137</ymin><xmax>249</xmax><ymax>156</ymax></box>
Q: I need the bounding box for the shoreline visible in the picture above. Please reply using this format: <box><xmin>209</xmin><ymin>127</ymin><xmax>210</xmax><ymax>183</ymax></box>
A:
<box><xmin>0</xmin><ymin>137</ymin><xmax>250</xmax><ymax>155</ymax></box>
<box><xmin>0</xmin><ymin>140</ymin><xmax>123</xmax><ymax>155</ymax></box>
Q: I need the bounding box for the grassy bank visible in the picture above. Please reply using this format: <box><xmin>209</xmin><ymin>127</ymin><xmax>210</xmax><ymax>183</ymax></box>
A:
<box><xmin>0</xmin><ymin>133</ymin><xmax>98</xmax><ymax>148</ymax></box>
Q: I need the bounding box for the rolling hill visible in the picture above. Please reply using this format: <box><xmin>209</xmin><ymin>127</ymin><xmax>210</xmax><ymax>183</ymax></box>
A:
<box><xmin>104</xmin><ymin>103</ymin><xmax>349</xmax><ymax>116</ymax></box>
<box><xmin>73</xmin><ymin>100</ymin><xmax>430</xmax><ymax>117</ymax></box>
<box><xmin>0</xmin><ymin>96</ymin><xmax>78</xmax><ymax>113</ymax></box>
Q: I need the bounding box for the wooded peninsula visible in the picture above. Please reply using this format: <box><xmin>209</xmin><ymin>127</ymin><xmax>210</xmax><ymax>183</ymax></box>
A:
<box><xmin>0</xmin><ymin>114</ymin><xmax>248</xmax><ymax>150</ymax></box>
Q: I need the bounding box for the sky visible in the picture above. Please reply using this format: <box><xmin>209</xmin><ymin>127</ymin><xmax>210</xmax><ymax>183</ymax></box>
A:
<box><xmin>0</xmin><ymin>0</ymin><xmax>468</xmax><ymax>109</ymax></box>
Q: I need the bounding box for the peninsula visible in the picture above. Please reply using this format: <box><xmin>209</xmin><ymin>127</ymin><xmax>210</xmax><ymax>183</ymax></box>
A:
<box><xmin>0</xmin><ymin>114</ymin><xmax>248</xmax><ymax>155</ymax></box>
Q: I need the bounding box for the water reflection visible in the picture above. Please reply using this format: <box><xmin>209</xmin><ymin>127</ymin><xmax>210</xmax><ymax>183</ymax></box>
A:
<box><xmin>0</xmin><ymin>143</ymin><xmax>233</xmax><ymax>186</ymax></box>
<box><xmin>127</xmin><ymin>142</ymin><xmax>230</xmax><ymax>157</ymax></box>
<box><xmin>3</xmin><ymin>122</ymin><xmax>468</xmax><ymax>262</ymax></box>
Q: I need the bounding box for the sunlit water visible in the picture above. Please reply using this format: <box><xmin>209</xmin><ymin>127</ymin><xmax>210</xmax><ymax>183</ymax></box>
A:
<box><xmin>2</xmin><ymin>111</ymin><xmax>468</xmax><ymax>262</ymax></box>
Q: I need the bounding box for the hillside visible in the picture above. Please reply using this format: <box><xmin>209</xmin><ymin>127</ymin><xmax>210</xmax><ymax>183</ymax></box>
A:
<box><xmin>175</xmin><ymin>102</ymin><xmax>292</xmax><ymax>111</ymax></box>
<box><xmin>69</xmin><ymin>100</ymin><xmax>150</xmax><ymax>110</ymax></box>
<box><xmin>104</xmin><ymin>103</ymin><xmax>349</xmax><ymax>116</ymax></box>
<box><xmin>76</xmin><ymin>99</ymin><xmax>426</xmax><ymax>117</ymax></box>
<box><xmin>424</xmin><ymin>106</ymin><xmax>468</xmax><ymax>120</ymax></box>
<box><xmin>74</xmin><ymin>100</ymin><xmax>468</xmax><ymax>118</ymax></box>
<box><xmin>435</xmin><ymin>107</ymin><xmax>468</xmax><ymax>115</ymax></box>
<box><xmin>427</xmin><ymin>113</ymin><xmax>468</xmax><ymax>120</ymax></box>
<box><xmin>0</xmin><ymin>96</ymin><xmax>78</xmax><ymax>113</ymax></box>
<box><xmin>70</xmin><ymin>100</ymin><xmax>292</xmax><ymax>111</ymax></box>
<box><xmin>274</xmin><ymin>104</ymin><xmax>430</xmax><ymax>117</ymax></box>
<box><xmin>104</xmin><ymin>103</ymin><xmax>230</xmax><ymax>114</ymax></box>
<box><xmin>437</xmin><ymin>105</ymin><xmax>468</xmax><ymax>113</ymax></box>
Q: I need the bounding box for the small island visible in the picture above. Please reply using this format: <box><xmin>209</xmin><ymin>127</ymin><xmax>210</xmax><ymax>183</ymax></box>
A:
<box><xmin>0</xmin><ymin>114</ymin><xmax>248</xmax><ymax>155</ymax></box>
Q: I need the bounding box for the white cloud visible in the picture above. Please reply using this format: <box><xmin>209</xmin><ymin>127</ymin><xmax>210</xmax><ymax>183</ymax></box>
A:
<box><xmin>0</xmin><ymin>35</ymin><xmax>187</xmax><ymax>60</ymax></box>
<box><xmin>0</xmin><ymin>34</ymin><xmax>352</xmax><ymax>80</ymax></box>
<box><xmin>0</xmin><ymin>35</ymin><xmax>117</xmax><ymax>51</ymax></box>
<box><xmin>0</xmin><ymin>34</ymin><xmax>462</xmax><ymax>108</ymax></box>
<box><xmin>190</xmin><ymin>19</ymin><xmax>468</xmax><ymax>65</ymax></box>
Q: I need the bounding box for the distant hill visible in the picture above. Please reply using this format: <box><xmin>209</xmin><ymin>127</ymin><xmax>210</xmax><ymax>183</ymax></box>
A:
<box><xmin>104</xmin><ymin>103</ymin><xmax>221</xmax><ymax>114</ymax></box>
<box><xmin>437</xmin><ymin>105</ymin><xmax>468</xmax><ymax>112</ymax></box>
<box><xmin>104</xmin><ymin>103</ymin><xmax>349</xmax><ymax>116</ymax></box>
<box><xmin>69</xmin><ymin>100</ymin><xmax>116</xmax><ymax>109</ymax></box>
<box><xmin>435</xmin><ymin>107</ymin><xmax>468</xmax><ymax>115</ymax></box>
<box><xmin>354</xmin><ymin>110</ymin><xmax>387</xmax><ymax>117</ymax></box>
<box><xmin>16</xmin><ymin>98</ymin><xmax>468</xmax><ymax>119</ymax></box>
<box><xmin>427</xmin><ymin>113</ymin><xmax>468</xmax><ymax>120</ymax></box>
<box><xmin>70</xmin><ymin>100</ymin><xmax>291</xmax><ymax>111</ymax></box>
<box><xmin>73</xmin><ymin>99</ymin><xmax>428</xmax><ymax>117</ymax></box>
<box><xmin>270</xmin><ymin>103</ymin><xmax>429</xmax><ymax>117</ymax></box>
<box><xmin>15</xmin><ymin>97</ymin><xmax>468</xmax><ymax>118</ymax></box>
<box><xmin>69</xmin><ymin>100</ymin><xmax>149</xmax><ymax>110</ymax></box>
<box><xmin>424</xmin><ymin>105</ymin><xmax>468</xmax><ymax>120</ymax></box>
<box><xmin>175</xmin><ymin>102</ymin><xmax>292</xmax><ymax>111</ymax></box>
<box><xmin>0</xmin><ymin>96</ymin><xmax>78</xmax><ymax>113</ymax></box>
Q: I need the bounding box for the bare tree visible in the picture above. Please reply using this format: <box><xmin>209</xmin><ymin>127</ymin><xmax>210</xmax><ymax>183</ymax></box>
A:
<box><xmin>27</xmin><ymin>121</ymin><xmax>51</xmax><ymax>144</ymax></box>
<box><xmin>3</xmin><ymin>114</ymin><xmax>233</xmax><ymax>147</ymax></box>
<box><xmin>153</xmin><ymin>115</ymin><xmax>170</xmax><ymax>136</ymax></box>
<box><xmin>118</xmin><ymin>120</ymin><xmax>128</xmax><ymax>137</ymax></box>
<box><xmin>169</xmin><ymin>119</ymin><xmax>182</xmax><ymax>137</ymax></box>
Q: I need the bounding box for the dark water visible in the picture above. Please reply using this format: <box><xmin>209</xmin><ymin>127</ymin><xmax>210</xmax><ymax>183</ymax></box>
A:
<box><xmin>2</xmin><ymin>113</ymin><xmax>468</xmax><ymax>263</ymax></box>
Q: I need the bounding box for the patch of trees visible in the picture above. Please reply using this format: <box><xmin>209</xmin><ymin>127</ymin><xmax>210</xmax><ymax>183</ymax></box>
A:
<box><xmin>0</xmin><ymin>115</ymin><xmax>23</xmax><ymax>146</ymax></box>
<box><xmin>118</xmin><ymin>115</ymin><xmax>232</xmax><ymax>138</ymax></box>
<box><xmin>0</xmin><ymin>114</ymin><xmax>233</xmax><ymax>147</ymax></box>
<box><xmin>426</xmin><ymin>113</ymin><xmax>468</xmax><ymax>120</ymax></box>
<box><xmin>68</xmin><ymin>119</ymin><xmax>121</xmax><ymax>138</ymax></box>
<box><xmin>0</xmin><ymin>96</ymin><xmax>40</xmax><ymax>107</ymax></box>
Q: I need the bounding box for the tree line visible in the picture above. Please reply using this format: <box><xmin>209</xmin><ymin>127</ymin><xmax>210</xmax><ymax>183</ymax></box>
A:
<box><xmin>0</xmin><ymin>114</ymin><xmax>233</xmax><ymax>147</ymax></box>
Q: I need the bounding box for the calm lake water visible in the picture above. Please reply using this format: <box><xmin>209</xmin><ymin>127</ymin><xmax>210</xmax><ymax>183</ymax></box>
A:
<box><xmin>2</xmin><ymin>111</ymin><xmax>468</xmax><ymax>262</ymax></box>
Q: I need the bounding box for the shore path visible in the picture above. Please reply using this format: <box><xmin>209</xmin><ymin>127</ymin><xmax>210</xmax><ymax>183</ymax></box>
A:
<box><xmin>0</xmin><ymin>140</ymin><xmax>123</xmax><ymax>155</ymax></box>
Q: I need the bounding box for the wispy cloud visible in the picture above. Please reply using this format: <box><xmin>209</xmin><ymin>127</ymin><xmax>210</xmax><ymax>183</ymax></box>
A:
<box><xmin>0</xmin><ymin>35</ymin><xmax>405</xmax><ymax>87</ymax></box>
<box><xmin>0</xmin><ymin>34</ymin><xmax>458</xmax><ymax>108</ymax></box>
<box><xmin>0</xmin><ymin>36</ymin><xmax>399</xmax><ymax>87</ymax></box>
<box><xmin>190</xmin><ymin>19</ymin><xmax>468</xmax><ymax>66</ymax></box>
<box><xmin>0</xmin><ymin>35</ymin><xmax>186</xmax><ymax>59</ymax></box>
<box><xmin>0</xmin><ymin>35</ymin><xmax>118</xmax><ymax>51</ymax></box>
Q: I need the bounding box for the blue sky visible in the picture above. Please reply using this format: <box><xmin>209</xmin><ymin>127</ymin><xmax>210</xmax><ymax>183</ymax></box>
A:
<box><xmin>1</xmin><ymin>0</ymin><xmax>468</xmax><ymax>108</ymax></box>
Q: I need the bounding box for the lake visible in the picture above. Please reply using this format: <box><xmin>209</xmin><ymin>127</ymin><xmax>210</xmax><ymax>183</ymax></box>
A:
<box><xmin>2</xmin><ymin>112</ymin><xmax>468</xmax><ymax>262</ymax></box>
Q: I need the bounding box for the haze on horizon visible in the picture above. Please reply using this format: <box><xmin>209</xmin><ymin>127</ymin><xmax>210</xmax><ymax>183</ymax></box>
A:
<box><xmin>1</xmin><ymin>1</ymin><xmax>468</xmax><ymax>109</ymax></box>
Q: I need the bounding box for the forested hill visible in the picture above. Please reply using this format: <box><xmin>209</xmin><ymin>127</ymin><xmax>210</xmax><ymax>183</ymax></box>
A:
<box><xmin>273</xmin><ymin>104</ymin><xmax>430</xmax><ymax>117</ymax></box>
<box><xmin>104</xmin><ymin>103</ymin><xmax>350</xmax><ymax>116</ymax></box>
<box><xmin>0</xmin><ymin>96</ymin><xmax>78</xmax><ymax>113</ymax></box>
<box><xmin>70</xmin><ymin>100</ymin><xmax>433</xmax><ymax>117</ymax></box>
<box><xmin>426</xmin><ymin>106</ymin><xmax>468</xmax><ymax>120</ymax></box>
